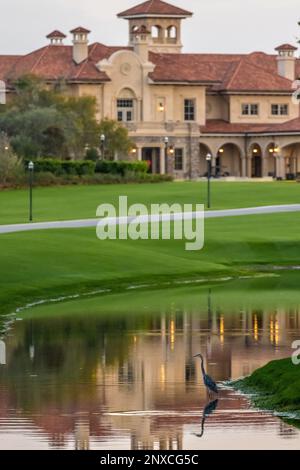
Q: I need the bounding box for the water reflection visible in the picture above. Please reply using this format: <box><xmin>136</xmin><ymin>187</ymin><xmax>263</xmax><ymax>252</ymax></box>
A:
<box><xmin>0</xmin><ymin>289</ymin><xmax>300</xmax><ymax>450</ymax></box>
<box><xmin>194</xmin><ymin>400</ymin><xmax>219</xmax><ymax>438</ymax></box>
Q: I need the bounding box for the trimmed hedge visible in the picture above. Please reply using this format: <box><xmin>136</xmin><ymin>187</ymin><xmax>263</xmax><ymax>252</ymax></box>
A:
<box><xmin>0</xmin><ymin>171</ymin><xmax>173</xmax><ymax>189</ymax></box>
<box><xmin>25</xmin><ymin>159</ymin><xmax>96</xmax><ymax>176</ymax></box>
<box><xmin>24</xmin><ymin>159</ymin><xmax>148</xmax><ymax>177</ymax></box>
<box><xmin>95</xmin><ymin>160</ymin><xmax>148</xmax><ymax>176</ymax></box>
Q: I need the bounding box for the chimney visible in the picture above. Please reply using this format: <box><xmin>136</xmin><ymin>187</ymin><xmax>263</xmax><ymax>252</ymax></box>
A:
<box><xmin>70</xmin><ymin>27</ymin><xmax>90</xmax><ymax>64</ymax></box>
<box><xmin>275</xmin><ymin>43</ymin><xmax>297</xmax><ymax>81</ymax></box>
<box><xmin>132</xmin><ymin>25</ymin><xmax>151</xmax><ymax>63</ymax></box>
<box><xmin>46</xmin><ymin>30</ymin><xmax>66</xmax><ymax>45</ymax></box>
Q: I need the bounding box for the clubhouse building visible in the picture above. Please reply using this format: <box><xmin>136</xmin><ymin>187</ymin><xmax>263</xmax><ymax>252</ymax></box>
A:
<box><xmin>1</xmin><ymin>0</ymin><xmax>300</xmax><ymax>179</ymax></box>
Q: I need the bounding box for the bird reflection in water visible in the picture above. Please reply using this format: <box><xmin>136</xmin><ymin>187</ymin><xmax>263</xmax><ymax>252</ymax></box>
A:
<box><xmin>193</xmin><ymin>352</ymin><xmax>219</xmax><ymax>438</ymax></box>
<box><xmin>194</xmin><ymin>399</ymin><xmax>219</xmax><ymax>438</ymax></box>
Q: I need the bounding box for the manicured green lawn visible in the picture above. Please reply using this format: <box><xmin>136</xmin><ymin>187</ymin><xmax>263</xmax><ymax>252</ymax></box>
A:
<box><xmin>0</xmin><ymin>181</ymin><xmax>300</xmax><ymax>225</ymax></box>
<box><xmin>1</xmin><ymin>212</ymin><xmax>300</xmax><ymax>315</ymax></box>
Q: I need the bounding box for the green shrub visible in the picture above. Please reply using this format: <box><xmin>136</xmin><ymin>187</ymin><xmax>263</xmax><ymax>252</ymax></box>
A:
<box><xmin>24</xmin><ymin>159</ymin><xmax>96</xmax><ymax>176</ymax></box>
<box><xmin>95</xmin><ymin>160</ymin><xmax>148</xmax><ymax>176</ymax></box>
<box><xmin>85</xmin><ymin>147</ymin><xmax>99</xmax><ymax>161</ymax></box>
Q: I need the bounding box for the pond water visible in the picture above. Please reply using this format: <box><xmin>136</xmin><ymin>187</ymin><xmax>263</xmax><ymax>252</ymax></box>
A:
<box><xmin>0</xmin><ymin>278</ymin><xmax>300</xmax><ymax>450</ymax></box>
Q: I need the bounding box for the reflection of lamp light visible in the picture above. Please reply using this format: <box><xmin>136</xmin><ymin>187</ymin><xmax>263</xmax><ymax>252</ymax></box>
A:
<box><xmin>254</xmin><ymin>315</ymin><xmax>258</xmax><ymax>341</ymax></box>
<box><xmin>220</xmin><ymin>316</ymin><xmax>225</xmax><ymax>345</ymax></box>
<box><xmin>159</xmin><ymin>102</ymin><xmax>165</xmax><ymax>112</ymax></box>
<box><xmin>170</xmin><ymin>319</ymin><xmax>175</xmax><ymax>351</ymax></box>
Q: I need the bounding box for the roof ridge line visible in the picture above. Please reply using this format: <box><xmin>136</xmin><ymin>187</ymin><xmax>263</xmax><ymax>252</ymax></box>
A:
<box><xmin>225</xmin><ymin>58</ymin><xmax>244</xmax><ymax>89</ymax></box>
<box><xmin>31</xmin><ymin>45</ymin><xmax>50</xmax><ymax>74</ymax></box>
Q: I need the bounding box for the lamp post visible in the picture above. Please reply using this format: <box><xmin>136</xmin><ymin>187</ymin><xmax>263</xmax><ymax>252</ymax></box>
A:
<box><xmin>28</xmin><ymin>161</ymin><xmax>34</xmax><ymax>222</ymax></box>
<box><xmin>100</xmin><ymin>134</ymin><xmax>106</xmax><ymax>160</ymax></box>
<box><xmin>206</xmin><ymin>153</ymin><xmax>212</xmax><ymax>209</ymax></box>
<box><xmin>164</xmin><ymin>136</ymin><xmax>169</xmax><ymax>174</ymax></box>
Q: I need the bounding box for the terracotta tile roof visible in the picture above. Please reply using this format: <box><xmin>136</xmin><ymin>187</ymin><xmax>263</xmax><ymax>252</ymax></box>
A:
<box><xmin>149</xmin><ymin>52</ymin><xmax>294</xmax><ymax>91</ymax></box>
<box><xmin>275</xmin><ymin>43</ymin><xmax>298</xmax><ymax>51</ymax></box>
<box><xmin>201</xmin><ymin>118</ymin><xmax>300</xmax><ymax>135</ymax></box>
<box><xmin>0</xmin><ymin>55</ymin><xmax>20</xmax><ymax>80</ymax></box>
<box><xmin>3</xmin><ymin>43</ymin><xmax>130</xmax><ymax>83</ymax></box>
<box><xmin>46</xmin><ymin>30</ymin><xmax>66</xmax><ymax>39</ymax></box>
<box><xmin>264</xmin><ymin>117</ymin><xmax>300</xmax><ymax>133</ymax></box>
<box><xmin>215</xmin><ymin>57</ymin><xmax>293</xmax><ymax>92</ymax></box>
<box><xmin>70</xmin><ymin>27</ymin><xmax>91</xmax><ymax>34</ymax></box>
<box><xmin>0</xmin><ymin>41</ymin><xmax>299</xmax><ymax>90</ymax></box>
<box><xmin>200</xmin><ymin>119</ymin><xmax>270</xmax><ymax>134</ymax></box>
<box><xmin>118</xmin><ymin>0</ymin><xmax>192</xmax><ymax>18</ymax></box>
<box><xmin>149</xmin><ymin>52</ymin><xmax>231</xmax><ymax>83</ymax></box>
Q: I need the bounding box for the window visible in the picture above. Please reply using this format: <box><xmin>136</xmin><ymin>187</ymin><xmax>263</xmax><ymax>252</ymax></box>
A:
<box><xmin>174</xmin><ymin>148</ymin><xmax>184</xmax><ymax>171</ymax></box>
<box><xmin>151</xmin><ymin>25</ymin><xmax>162</xmax><ymax>39</ymax></box>
<box><xmin>271</xmin><ymin>104</ymin><xmax>289</xmax><ymax>116</ymax></box>
<box><xmin>242</xmin><ymin>104</ymin><xmax>259</xmax><ymax>116</ymax></box>
<box><xmin>117</xmin><ymin>99</ymin><xmax>134</xmax><ymax>122</ymax></box>
<box><xmin>184</xmin><ymin>99</ymin><xmax>195</xmax><ymax>121</ymax></box>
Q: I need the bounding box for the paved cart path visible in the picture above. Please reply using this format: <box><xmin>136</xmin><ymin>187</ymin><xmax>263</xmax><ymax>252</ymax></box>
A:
<box><xmin>0</xmin><ymin>204</ymin><xmax>300</xmax><ymax>234</ymax></box>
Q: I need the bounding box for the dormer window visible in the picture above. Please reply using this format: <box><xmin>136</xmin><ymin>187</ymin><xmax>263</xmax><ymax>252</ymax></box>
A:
<box><xmin>242</xmin><ymin>104</ymin><xmax>259</xmax><ymax>116</ymax></box>
<box><xmin>271</xmin><ymin>104</ymin><xmax>289</xmax><ymax>116</ymax></box>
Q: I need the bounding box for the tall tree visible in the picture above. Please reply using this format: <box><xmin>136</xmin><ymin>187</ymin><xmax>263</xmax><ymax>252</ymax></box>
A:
<box><xmin>0</xmin><ymin>75</ymin><xmax>100</xmax><ymax>159</ymax></box>
<box><xmin>99</xmin><ymin>118</ymin><xmax>134</xmax><ymax>160</ymax></box>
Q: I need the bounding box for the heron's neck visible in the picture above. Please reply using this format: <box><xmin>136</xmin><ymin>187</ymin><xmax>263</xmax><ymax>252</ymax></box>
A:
<box><xmin>200</xmin><ymin>356</ymin><xmax>205</xmax><ymax>375</ymax></box>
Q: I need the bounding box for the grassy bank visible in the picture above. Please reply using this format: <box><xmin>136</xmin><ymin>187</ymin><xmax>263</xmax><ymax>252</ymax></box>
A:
<box><xmin>233</xmin><ymin>359</ymin><xmax>300</xmax><ymax>420</ymax></box>
<box><xmin>1</xmin><ymin>212</ymin><xmax>300</xmax><ymax>315</ymax></box>
<box><xmin>0</xmin><ymin>181</ymin><xmax>300</xmax><ymax>225</ymax></box>
<box><xmin>13</xmin><ymin>273</ymin><xmax>300</xmax><ymax>320</ymax></box>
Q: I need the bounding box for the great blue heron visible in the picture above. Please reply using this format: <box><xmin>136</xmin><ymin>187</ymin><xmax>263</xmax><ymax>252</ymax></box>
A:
<box><xmin>194</xmin><ymin>399</ymin><xmax>219</xmax><ymax>438</ymax></box>
<box><xmin>194</xmin><ymin>353</ymin><xmax>218</xmax><ymax>398</ymax></box>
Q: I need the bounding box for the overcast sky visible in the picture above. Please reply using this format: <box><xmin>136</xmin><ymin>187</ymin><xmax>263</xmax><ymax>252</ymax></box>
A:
<box><xmin>1</xmin><ymin>0</ymin><xmax>299</xmax><ymax>55</ymax></box>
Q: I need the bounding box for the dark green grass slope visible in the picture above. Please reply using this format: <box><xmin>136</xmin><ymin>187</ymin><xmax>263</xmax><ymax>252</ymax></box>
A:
<box><xmin>234</xmin><ymin>358</ymin><xmax>300</xmax><ymax>422</ymax></box>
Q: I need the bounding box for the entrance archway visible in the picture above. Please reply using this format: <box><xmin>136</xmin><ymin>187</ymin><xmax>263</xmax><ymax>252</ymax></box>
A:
<box><xmin>216</xmin><ymin>143</ymin><xmax>242</xmax><ymax>177</ymax></box>
<box><xmin>199</xmin><ymin>143</ymin><xmax>213</xmax><ymax>177</ymax></box>
<box><xmin>248</xmin><ymin>143</ymin><xmax>263</xmax><ymax>178</ymax></box>
<box><xmin>282</xmin><ymin>143</ymin><xmax>300</xmax><ymax>180</ymax></box>
<box><xmin>264</xmin><ymin>143</ymin><xmax>278</xmax><ymax>178</ymax></box>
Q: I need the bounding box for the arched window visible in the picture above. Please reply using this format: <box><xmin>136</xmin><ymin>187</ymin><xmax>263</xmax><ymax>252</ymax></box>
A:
<box><xmin>151</xmin><ymin>25</ymin><xmax>162</xmax><ymax>40</ymax></box>
<box><xmin>117</xmin><ymin>88</ymin><xmax>136</xmax><ymax>123</ymax></box>
<box><xmin>166</xmin><ymin>26</ymin><xmax>177</xmax><ymax>40</ymax></box>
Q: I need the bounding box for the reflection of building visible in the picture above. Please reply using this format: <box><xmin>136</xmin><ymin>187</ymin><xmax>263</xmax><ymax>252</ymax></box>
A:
<box><xmin>75</xmin><ymin>421</ymin><xmax>90</xmax><ymax>450</ymax></box>
<box><xmin>0</xmin><ymin>301</ymin><xmax>300</xmax><ymax>449</ymax></box>
<box><xmin>1</xmin><ymin>0</ymin><xmax>300</xmax><ymax>179</ymax></box>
